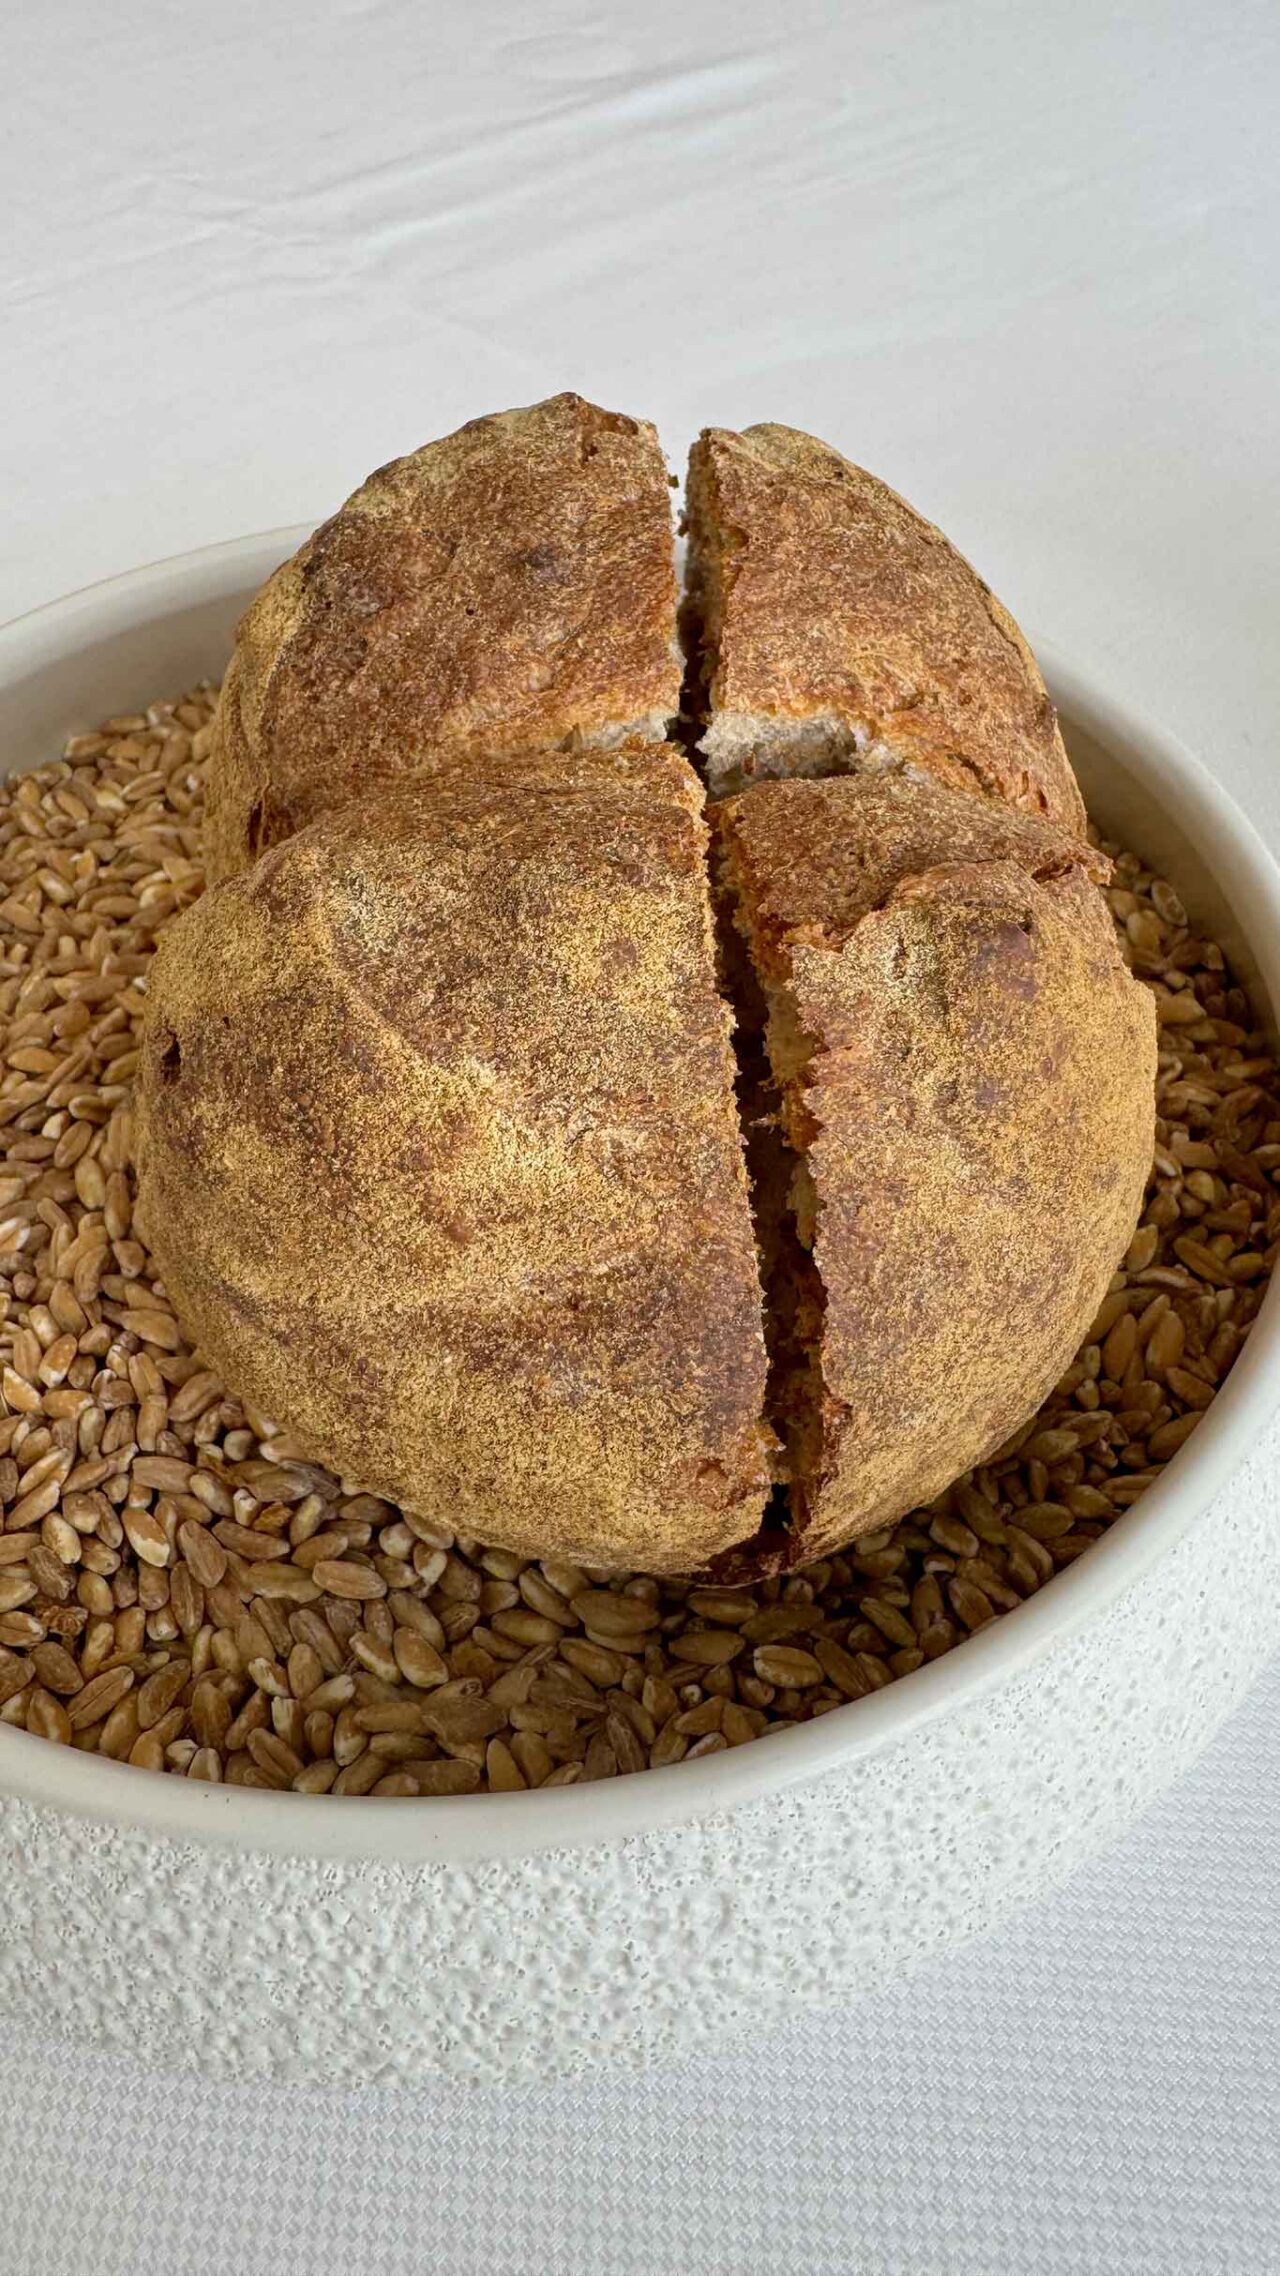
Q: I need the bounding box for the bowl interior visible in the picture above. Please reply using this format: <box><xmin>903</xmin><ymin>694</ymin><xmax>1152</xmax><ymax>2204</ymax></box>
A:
<box><xmin>0</xmin><ymin>538</ymin><xmax>1278</xmax><ymax>1865</ymax></box>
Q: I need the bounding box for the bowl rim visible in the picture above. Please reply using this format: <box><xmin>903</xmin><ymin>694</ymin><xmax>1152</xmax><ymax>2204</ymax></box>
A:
<box><xmin>1</xmin><ymin>531</ymin><xmax>1278</xmax><ymax>1866</ymax></box>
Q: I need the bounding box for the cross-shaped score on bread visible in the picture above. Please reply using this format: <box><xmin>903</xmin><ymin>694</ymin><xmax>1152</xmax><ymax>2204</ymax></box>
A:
<box><xmin>136</xmin><ymin>395</ymin><xmax>1155</xmax><ymax>1578</ymax></box>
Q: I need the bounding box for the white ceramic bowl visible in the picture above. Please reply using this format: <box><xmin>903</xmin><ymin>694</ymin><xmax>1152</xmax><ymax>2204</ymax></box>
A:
<box><xmin>1</xmin><ymin>536</ymin><xmax>1278</xmax><ymax>2086</ymax></box>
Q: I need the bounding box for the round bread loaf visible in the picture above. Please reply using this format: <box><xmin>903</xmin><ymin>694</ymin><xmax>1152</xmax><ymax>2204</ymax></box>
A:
<box><xmin>137</xmin><ymin>743</ymin><xmax>773</xmax><ymax>1573</ymax></box>
<box><xmin>139</xmin><ymin>401</ymin><xmax>1158</xmax><ymax>1579</ymax></box>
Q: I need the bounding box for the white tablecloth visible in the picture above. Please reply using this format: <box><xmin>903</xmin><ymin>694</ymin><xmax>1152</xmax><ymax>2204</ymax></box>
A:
<box><xmin>3</xmin><ymin>2</ymin><xmax>1278</xmax><ymax>2265</ymax></box>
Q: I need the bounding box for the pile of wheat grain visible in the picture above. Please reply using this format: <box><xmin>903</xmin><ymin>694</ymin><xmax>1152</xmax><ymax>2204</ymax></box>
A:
<box><xmin>0</xmin><ymin>688</ymin><xmax>1275</xmax><ymax>1792</ymax></box>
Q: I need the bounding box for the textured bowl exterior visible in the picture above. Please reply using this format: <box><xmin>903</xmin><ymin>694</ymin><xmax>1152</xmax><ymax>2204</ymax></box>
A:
<box><xmin>0</xmin><ymin>538</ymin><xmax>1278</xmax><ymax>2086</ymax></box>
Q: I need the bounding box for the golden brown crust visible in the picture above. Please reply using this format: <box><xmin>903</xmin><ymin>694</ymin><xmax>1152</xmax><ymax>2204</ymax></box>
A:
<box><xmin>717</xmin><ymin>771</ymin><xmax>1107</xmax><ymax>953</ymax></box>
<box><xmin>715</xmin><ymin>775</ymin><xmax>1156</xmax><ymax>1559</ymax></box>
<box><xmin>204</xmin><ymin>394</ymin><xmax>681</xmax><ymax>880</ymax></box>
<box><xmin>685</xmin><ymin>423</ymin><xmax>1086</xmax><ymax>832</ymax></box>
<box><xmin>139</xmin><ymin>741</ymin><xmax>772</xmax><ymax>1574</ymax></box>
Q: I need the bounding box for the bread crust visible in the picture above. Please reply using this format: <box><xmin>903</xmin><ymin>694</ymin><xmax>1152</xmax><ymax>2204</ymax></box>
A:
<box><xmin>685</xmin><ymin>423</ymin><xmax>1086</xmax><ymax>832</ymax></box>
<box><xmin>204</xmin><ymin>394</ymin><xmax>681</xmax><ymax>879</ymax></box>
<box><xmin>715</xmin><ymin>774</ymin><xmax>1156</xmax><ymax>1561</ymax></box>
<box><xmin>139</xmin><ymin>743</ymin><xmax>772</xmax><ymax>1573</ymax></box>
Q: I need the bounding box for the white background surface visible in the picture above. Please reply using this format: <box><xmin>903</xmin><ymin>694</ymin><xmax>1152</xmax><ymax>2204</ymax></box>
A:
<box><xmin>3</xmin><ymin>1</ymin><xmax>1278</xmax><ymax>2267</ymax></box>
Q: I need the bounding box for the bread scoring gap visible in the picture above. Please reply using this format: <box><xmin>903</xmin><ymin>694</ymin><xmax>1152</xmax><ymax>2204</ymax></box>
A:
<box><xmin>675</xmin><ymin>490</ymin><xmax>731</xmax><ymax>772</ymax></box>
<box><xmin>673</xmin><ymin>457</ymin><xmax>805</xmax><ymax>1569</ymax></box>
<box><xmin>697</xmin><ymin>824</ymin><xmax>836</xmax><ymax>1580</ymax></box>
<box><xmin>664</xmin><ymin>503</ymin><xmax>790</xmax><ymax>1571</ymax></box>
<box><xmin>675</xmin><ymin>443</ymin><xmax>734</xmax><ymax>792</ymax></box>
<box><xmin>673</xmin><ymin>437</ymin><xmax>1023</xmax><ymax>1572</ymax></box>
<box><xmin>696</xmin><ymin>847</ymin><xmax>799</xmax><ymax>1574</ymax></box>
